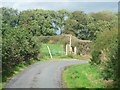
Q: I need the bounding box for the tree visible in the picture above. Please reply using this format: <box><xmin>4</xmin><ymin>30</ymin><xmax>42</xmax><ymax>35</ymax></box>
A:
<box><xmin>52</xmin><ymin>10</ymin><xmax>70</xmax><ymax>34</ymax></box>
<box><xmin>18</xmin><ymin>9</ymin><xmax>55</xmax><ymax>36</ymax></box>
<box><xmin>63</xmin><ymin>11</ymin><xmax>90</xmax><ymax>40</ymax></box>
<box><xmin>2</xmin><ymin>8</ymin><xmax>39</xmax><ymax>81</ymax></box>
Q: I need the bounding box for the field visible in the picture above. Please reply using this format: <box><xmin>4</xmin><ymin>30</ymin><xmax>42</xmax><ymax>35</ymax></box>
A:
<box><xmin>63</xmin><ymin>63</ymin><xmax>105</xmax><ymax>88</ymax></box>
<box><xmin>40</xmin><ymin>44</ymin><xmax>72</xmax><ymax>60</ymax></box>
<box><xmin>40</xmin><ymin>44</ymin><xmax>91</xmax><ymax>60</ymax></box>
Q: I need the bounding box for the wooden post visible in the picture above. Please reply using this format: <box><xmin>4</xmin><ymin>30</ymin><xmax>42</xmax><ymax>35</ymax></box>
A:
<box><xmin>47</xmin><ymin>46</ymin><xmax>53</xmax><ymax>59</ymax></box>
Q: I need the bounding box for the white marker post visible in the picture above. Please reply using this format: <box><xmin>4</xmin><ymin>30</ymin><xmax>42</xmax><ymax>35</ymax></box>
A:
<box><xmin>74</xmin><ymin>47</ymin><xmax>77</xmax><ymax>55</ymax></box>
<box><xmin>47</xmin><ymin>46</ymin><xmax>53</xmax><ymax>59</ymax></box>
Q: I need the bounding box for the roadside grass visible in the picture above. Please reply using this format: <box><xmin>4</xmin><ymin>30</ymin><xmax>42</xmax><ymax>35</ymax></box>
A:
<box><xmin>63</xmin><ymin>63</ymin><xmax>105</xmax><ymax>88</ymax></box>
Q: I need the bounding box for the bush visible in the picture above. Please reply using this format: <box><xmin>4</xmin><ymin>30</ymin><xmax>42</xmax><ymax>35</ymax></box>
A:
<box><xmin>2</xmin><ymin>28</ymin><xmax>39</xmax><ymax>81</ymax></box>
<box><xmin>90</xmin><ymin>50</ymin><xmax>101</xmax><ymax>65</ymax></box>
<box><xmin>90</xmin><ymin>28</ymin><xmax>119</xmax><ymax>87</ymax></box>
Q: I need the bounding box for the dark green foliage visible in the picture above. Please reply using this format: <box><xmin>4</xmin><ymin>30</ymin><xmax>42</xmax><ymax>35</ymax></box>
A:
<box><xmin>18</xmin><ymin>10</ymin><xmax>56</xmax><ymax>36</ymax></box>
<box><xmin>90</xmin><ymin>50</ymin><xmax>101</xmax><ymax>65</ymax></box>
<box><xmin>18</xmin><ymin>9</ymin><xmax>70</xmax><ymax>36</ymax></box>
<box><xmin>2</xmin><ymin>8</ymin><xmax>39</xmax><ymax>81</ymax></box>
<box><xmin>2</xmin><ymin>7</ymin><xmax>117</xmax><ymax>40</ymax></box>
<box><xmin>63</xmin><ymin>11</ymin><xmax>117</xmax><ymax>40</ymax></box>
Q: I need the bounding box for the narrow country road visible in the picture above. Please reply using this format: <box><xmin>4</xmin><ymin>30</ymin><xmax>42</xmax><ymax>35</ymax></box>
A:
<box><xmin>6</xmin><ymin>60</ymin><xmax>88</xmax><ymax>88</ymax></box>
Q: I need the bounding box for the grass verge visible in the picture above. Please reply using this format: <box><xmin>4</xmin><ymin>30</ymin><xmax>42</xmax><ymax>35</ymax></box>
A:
<box><xmin>63</xmin><ymin>63</ymin><xmax>105</xmax><ymax>88</ymax></box>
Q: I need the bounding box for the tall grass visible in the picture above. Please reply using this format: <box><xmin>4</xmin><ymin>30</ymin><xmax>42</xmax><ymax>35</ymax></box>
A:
<box><xmin>63</xmin><ymin>63</ymin><xmax>105</xmax><ymax>88</ymax></box>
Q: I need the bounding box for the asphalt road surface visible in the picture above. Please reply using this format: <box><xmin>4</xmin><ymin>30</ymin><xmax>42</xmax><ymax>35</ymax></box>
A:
<box><xmin>6</xmin><ymin>60</ymin><xmax>88</xmax><ymax>88</ymax></box>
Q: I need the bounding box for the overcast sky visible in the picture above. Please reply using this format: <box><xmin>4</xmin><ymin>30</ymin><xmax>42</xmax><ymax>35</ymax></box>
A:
<box><xmin>1</xmin><ymin>0</ymin><xmax>119</xmax><ymax>13</ymax></box>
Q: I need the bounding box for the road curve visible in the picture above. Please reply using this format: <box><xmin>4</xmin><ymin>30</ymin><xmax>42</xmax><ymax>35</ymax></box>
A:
<box><xmin>6</xmin><ymin>60</ymin><xmax>88</xmax><ymax>88</ymax></box>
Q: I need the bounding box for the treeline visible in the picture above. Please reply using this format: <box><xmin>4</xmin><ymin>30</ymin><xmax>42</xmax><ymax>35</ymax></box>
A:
<box><xmin>1</xmin><ymin>7</ymin><xmax>118</xmax><ymax>85</ymax></box>
<box><xmin>2</xmin><ymin>7</ymin><xmax>118</xmax><ymax>40</ymax></box>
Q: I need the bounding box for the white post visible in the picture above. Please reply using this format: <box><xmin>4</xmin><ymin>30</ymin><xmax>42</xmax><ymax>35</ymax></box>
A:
<box><xmin>47</xmin><ymin>46</ymin><xmax>53</xmax><ymax>59</ymax></box>
<box><xmin>66</xmin><ymin>44</ymin><xmax>68</xmax><ymax>55</ymax></box>
<box><xmin>74</xmin><ymin>47</ymin><xmax>77</xmax><ymax>55</ymax></box>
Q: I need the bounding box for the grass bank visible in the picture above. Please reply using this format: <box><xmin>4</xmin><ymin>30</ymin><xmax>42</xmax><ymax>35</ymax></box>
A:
<box><xmin>63</xmin><ymin>63</ymin><xmax>105</xmax><ymax>88</ymax></box>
